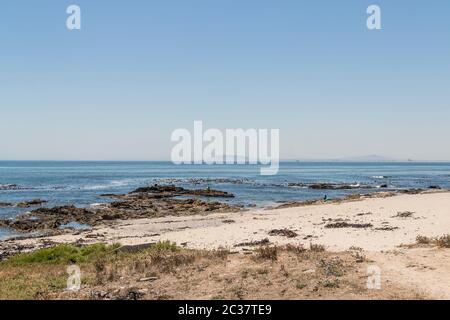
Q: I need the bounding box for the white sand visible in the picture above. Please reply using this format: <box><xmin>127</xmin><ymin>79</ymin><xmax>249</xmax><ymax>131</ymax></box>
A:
<box><xmin>23</xmin><ymin>190</ymin><xmax>450</xmax><ymax>252</ymax></box>
<box><xmin>7</xmin><ymin>191</ymin><xmax>450</xmax><ymax>299</ymax></box>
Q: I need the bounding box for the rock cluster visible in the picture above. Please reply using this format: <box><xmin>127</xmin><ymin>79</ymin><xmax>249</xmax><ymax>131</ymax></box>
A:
<box><xmin>0</xmin><ymin>185</ymin><xmax>240</xmax><ymax>234</ymax></box>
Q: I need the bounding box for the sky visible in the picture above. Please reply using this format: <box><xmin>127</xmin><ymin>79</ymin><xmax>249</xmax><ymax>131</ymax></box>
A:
<box><xmin>1</xmin><ymin>0</ymin><xmax>449</xmax><ymax>161</ymax></box>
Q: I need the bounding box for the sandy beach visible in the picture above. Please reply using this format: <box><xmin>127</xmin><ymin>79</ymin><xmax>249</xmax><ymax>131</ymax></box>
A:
<box><xmin>2</xmin><ymin>190</ymin><xmax>450</xmax><ymax>299</ymax></box>
<box><xmin>9</xmin><ymin>190</ymin><xmax>447</xmax><ymax>251</ymax></box>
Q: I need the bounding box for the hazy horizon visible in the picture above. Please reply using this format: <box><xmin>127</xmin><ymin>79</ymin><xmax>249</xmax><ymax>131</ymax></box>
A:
<box><xmin>1</xmin><ymin>155</ymin><xmax>450</xmax><ymax>162</ymax></box>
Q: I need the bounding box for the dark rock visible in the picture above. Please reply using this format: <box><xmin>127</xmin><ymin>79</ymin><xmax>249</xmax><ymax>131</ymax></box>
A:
<box><xmin>0</xmin><ymin>202</ymin><xmax>13</xmax><ymax>207</ymax></box>
<box><xmin>16</xmin><ymin>199</ymin><xmax>47</xmax><ymax>208</ymax></box>
<box><xmin>131</xmin><ymin>184</ymin><xmax>234</xmax><ymax>198</ymax></box>
<box><xmin>309</xmin><ymin>183</ymin><xmax>371</xmax><ymax>190</ymax></box>
<box><xmin>287</xmin><ymin>183</ymin><xmax>308</xmax><ymax>187</ymax></box>
<box><xmin>0</xmin><ymin>184</ymin><xmax>19</xmax><ymax>190</ymax></box>
<box><xmin>399</xmin><ymin>189</ymin><xmax>423</xmax><ymax>194</ymax></box>
<box><xmin>131</xmin><ymin>184</ymin><xmax>184</xmax><ymax>194</ymax></box>
<box><xmin>0</xmin><ymin>186</ymin><xmax>241</xmax><ymax>233</ymax></box>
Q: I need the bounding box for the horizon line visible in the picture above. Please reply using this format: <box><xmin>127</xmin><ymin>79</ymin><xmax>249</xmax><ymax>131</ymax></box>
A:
<box><xmin>1</xmin><ymin>159</ymin><xmax>450</xmax><ymax>163</ymax></box>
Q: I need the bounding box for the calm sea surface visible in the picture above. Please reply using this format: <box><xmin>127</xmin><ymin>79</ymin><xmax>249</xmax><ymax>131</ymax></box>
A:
<box><xmin>1</xmin><ymin>161</ymin><xmax>449</xmax><ymax>239</ymax></box>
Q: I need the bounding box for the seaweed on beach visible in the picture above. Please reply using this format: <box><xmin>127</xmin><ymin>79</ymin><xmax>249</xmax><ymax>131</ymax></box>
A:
<box><xmin>324</xmin><ymin>222</ymin><xmax>373</xmax><ymax>229</ymax></box>
<box><xmin>268</xmin><ymin>229</ymin><xmax>298</xmax><ymax>238</ymax></box>
<box><xmin>356</xmin><ymin>212</ymin><xmax>373</xmax><ymax>216</ymax></box>
<box><xmin>222</xmin><ymin>219</ymin><xmax>236</xmax><ymax>224</ymax></box>
<box><xmin>234</xmin><ymin>238</ymin><xmax>270</xmax><ymax>247</ymax></box>
<box><xmin>393</xmin><ymin>211</ymin><xmax>414</xmax><ymax>218</ymax></box>
<box><xmin>374</xmin><ymin>226</ymin><xmax>399</xmax><ymax>231</ymax></box>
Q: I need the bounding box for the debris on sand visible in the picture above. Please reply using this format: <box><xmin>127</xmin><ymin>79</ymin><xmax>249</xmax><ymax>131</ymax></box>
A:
<box><xmin>274</xmin><ymin>199</ymin><xmax>322</xmax><ymax>209</ymax></box>
<box><xmin>234</xmin><ymin>238</ymin><xmax>270</xmax><ymax>247</ymax></box>
<box><xmin>324</xmin><ymin>222</ymin><xmax>373</xmax><ymax>229</ymax></box>
<box><xmin>399</xmin><ymin>189</ymin><xmax>423</xmax><ymax>195</ymax></box>
<box><xmin>268</xmin><ymin>228</ymin><xmax>298</xmax><ymax>238</ymax></box>
<box><xmin>222</xmin><ymin>219</ymin><xmax>236</xmax><ymax>224</ymax></box>
<box><xmin>393</xmin><ymin>211</ymin><xmax>414</xmax><ymax>218</ymax></box>
<box><xmin>374</xmin><ymin>226</ymin><xmax>399</xmax><ymax>231</ymax></box>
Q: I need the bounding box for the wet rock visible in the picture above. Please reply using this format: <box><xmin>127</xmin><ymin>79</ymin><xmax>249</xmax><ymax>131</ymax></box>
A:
<box><xmin>0</xmin><ymin>202</ymin><xmax>13</xmax><ymax>207</ymax></box>
<box><xmin>399</xmin><ymin>189</ymin><xmax>423</xmax><ymax>194</ymax></box>
<box><xmin>429</xmin><ymin>185</ymin><xmax>442</xmax><ymax>190</ymax></box>
<box><xmin>132</xmin><ymin>185</ymin><xmax>184</xmax><ymax>194</ymax></box>
<box><xmin>0</xmin><ymin>184</ymin><xmax>20</xmax><ymax>190</ymax></box>
<box><xmin>0</xmin><ymin>186</ymin><xmax>241</xmax><ymax>233</ymax></box>
<box><xmin>131</xmin><ymin>184</ymin><xmax>234</xmax><ymax>198</ymax></box>
<box><xmin>153</xmin><ymin>177</ymin><xmax>250</xmax><ymax>185</ymax></box>
<box><xmin>16</xmin><ymin>199</ymin><xmax>47</xmax><ymax>208</ymax></box>
<box><xmin>309</xmin><ymin>183</ymin><xmax>371</xmax><ymax>190</ymax></box>
<box><xmin>0</xmin><ymin>206</ymin><xmax>95</xmax><ymax>232</ymax></box>
<box><xmin>287</xmin><ymin>183</ymin><xmax>308</xmax><ymax>187</ymax></box>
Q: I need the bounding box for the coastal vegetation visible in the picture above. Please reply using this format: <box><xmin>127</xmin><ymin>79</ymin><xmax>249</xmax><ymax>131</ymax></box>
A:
<box><xmin>0</xmin><ymin>240</ymin><xmax>427</xmax><ymax>300</ymax></box>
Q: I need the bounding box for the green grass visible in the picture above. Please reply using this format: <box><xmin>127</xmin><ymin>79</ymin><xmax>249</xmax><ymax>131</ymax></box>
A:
<box><xmin>2</xmin><ymin>243</ymin><xmax>120</xmax><ymax>266</ymax></box>
<box><xmin>0</xmin><ymin>268</ymin><xmax>68</xmax><ymax>300</ymax></box>
<box><xmin>0</xmin><ymin>241</ymin><xmax>182</xmax><ymax>299</ymax></box>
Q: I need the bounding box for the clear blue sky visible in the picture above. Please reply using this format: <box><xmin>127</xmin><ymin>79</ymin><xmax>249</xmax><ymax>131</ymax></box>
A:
<box><xmin>1</xmin><ymin>0</ymin><xmax>449</xmax><ymax>160</ymax></box>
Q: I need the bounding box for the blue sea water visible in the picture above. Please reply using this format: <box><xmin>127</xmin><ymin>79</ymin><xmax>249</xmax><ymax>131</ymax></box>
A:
<box><xmin>1</xmin><ymin>161</ymin><xmax>449</xmax><ymax>239</ymax></box>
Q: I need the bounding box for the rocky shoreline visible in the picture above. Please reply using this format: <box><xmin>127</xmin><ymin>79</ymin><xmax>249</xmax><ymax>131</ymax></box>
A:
<box><xmin>0</xmin><ymin>185</ymin><xmax>241</xmax><ymax>236</ymax></box>
<box><xmin>0</xmin><ymin>188</ymin><xmax>448</xmax><ymax>261</ymax></box>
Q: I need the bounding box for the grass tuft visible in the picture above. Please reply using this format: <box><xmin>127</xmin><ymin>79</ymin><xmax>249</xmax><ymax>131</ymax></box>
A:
<box><xmin>310</xmin><ymin>243</ymin><xmax>326</xmax><ymax>252</ymax></box>
<box><xmin>436</xmin><ymin>235</ymin><xmax>450</xmax><ymax>248</ymax></box>
<box><xmin>255</xmin><ymin>246</ymin><xmax>278</xmax><ymax>261</ymax></box>
<box><xmin>3</xmin><ymin>243</ymin><xmax>120</xmax><ymax>266</ymax></box>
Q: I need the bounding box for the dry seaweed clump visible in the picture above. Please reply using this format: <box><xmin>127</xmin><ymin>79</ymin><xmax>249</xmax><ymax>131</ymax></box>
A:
<box><xmin>436</xmin><ymin>235</ymin><xmax>450</xmax><ymax>248</ymax></box>
<box><xmin>310</xmin><ymin>243</ymin><xmax>326</xmax><ymax>252</ymax></box>
<box><xmin>254</xmin><ymin>246</ymin><xmax>278</xmax><ymax>261</ymax></box>
<box><xmin>325</xmin><ymin>222</ymin><xmax>373</xmax><ymax>229</ymax></box>
<box><xmin>393</xmin><ymin>211</ymin><xmax>414</xmax><ymax>218</ymax></box>
<box><xmin>415</xmin><ymin>234</ymin><xmax>450</xmax><ymax>248</ymax></box>
<box><xmin>268</xmin><ymin>229</ymin><xmax>298</xmax><ymax>238</ymax></box>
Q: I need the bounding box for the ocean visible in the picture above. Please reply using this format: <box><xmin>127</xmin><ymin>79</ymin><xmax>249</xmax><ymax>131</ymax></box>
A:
<box><xmin>1</xmin><ymin>161</ymin><xmax>449</xmax><ymax>239</ymax></box>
